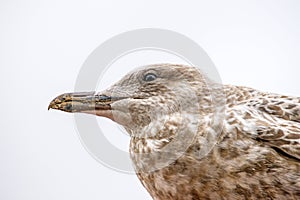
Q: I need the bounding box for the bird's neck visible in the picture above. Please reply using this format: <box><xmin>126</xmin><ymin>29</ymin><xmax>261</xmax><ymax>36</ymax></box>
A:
<box><xmin>128</xmin><ymin>112</ymin><xmax>210</xmax><ymax>173</ymax></box>
<box><xmin>129</xmin><ymin>112</ymin><xmax>183</xmax><ymax>151</ymax></box>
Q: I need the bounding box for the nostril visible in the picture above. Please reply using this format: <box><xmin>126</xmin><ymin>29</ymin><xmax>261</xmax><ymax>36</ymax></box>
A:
<box><xmin>98</xmin><ymin>95</ymin><xmax>112</xmax><ymax>102</ymax></box>
<box><xmin>65</xmin><ymin>104</ymin><xmax>72</xmax><ymax>111</ymax></box>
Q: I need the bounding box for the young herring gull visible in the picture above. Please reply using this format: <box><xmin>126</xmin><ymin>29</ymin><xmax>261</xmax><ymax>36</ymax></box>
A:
<box><xmin>49</xmin><ymin>64</ymin><xmax>300</xmax><ymax>199</ymax></box>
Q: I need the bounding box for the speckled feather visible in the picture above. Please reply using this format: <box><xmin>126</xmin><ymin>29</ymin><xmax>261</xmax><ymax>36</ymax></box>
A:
<box><xmin>122</xmin><ymin>64</ymin><xmax>300</xmax><ymax>200</ymax></box>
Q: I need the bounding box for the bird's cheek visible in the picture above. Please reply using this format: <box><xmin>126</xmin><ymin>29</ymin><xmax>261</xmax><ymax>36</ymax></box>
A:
<box><xmin>111</xmin><ymin>110</ymin><xmax>133</xmax><ymax>126</ymax></box>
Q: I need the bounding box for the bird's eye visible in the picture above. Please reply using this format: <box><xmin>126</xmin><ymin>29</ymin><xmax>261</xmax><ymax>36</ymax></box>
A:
<box><xmin>143</xmin><ymin>73</ymin><xmax>157</xmax><ymax>82</ymax></box>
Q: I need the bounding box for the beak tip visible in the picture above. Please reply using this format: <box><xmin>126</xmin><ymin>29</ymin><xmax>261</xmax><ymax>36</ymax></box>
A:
<box><xmin>48</xmin><ymin>96</ymin><xmax>60</xmax><ymax>111</ymax></box>
<box><xmin>48</xmin><ymin>101</ymin><xmax>54</xmax><ymax>110</ymax></box>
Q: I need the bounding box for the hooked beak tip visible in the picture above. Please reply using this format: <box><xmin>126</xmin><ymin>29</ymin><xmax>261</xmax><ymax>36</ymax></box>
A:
<box><xmin>48</xmin><ymin>101</ymin><xmax>54</xmax><ymax>110</ymax></box>
<box><xmin>48</xmin><ymin>93</ymin><xmax>70</xmax><ymax>112</ymax></box>
<box><xmin>48</xmin><ymin>98</ymin><xmax>60</xmax><ymax>110</ymax></box>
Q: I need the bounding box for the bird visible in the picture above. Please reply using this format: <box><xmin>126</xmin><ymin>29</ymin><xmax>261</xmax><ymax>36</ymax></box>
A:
<box><xmin>49</xmin><ymin>64</ymin><xmax>300</xmax><ymax>199</ymax></box>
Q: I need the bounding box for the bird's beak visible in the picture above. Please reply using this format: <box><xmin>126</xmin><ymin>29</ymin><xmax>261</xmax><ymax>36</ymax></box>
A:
<box><xmin>48</xmin><ymin>92</ymin><xmax>126</xmax><ymax>119</ymax></box>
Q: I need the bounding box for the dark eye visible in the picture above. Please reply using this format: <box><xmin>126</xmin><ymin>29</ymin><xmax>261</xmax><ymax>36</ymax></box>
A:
<box><xmin>143</xmin><ymin>73</ymin><xmax>157</xmax><ymax>82</ymax></box>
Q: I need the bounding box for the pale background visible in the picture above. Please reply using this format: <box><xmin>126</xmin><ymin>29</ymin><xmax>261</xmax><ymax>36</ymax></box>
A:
<box><xmin>1</xmin><ymin>0</ymin><xmax>299</xmax><ymax>199</ymax></box>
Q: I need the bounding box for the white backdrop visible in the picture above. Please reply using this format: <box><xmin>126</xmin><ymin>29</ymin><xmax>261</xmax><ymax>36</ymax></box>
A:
<box><xmin>0</xmin><ymin>1</ymin><xmax>299</xmax><ymax>199</ymax></box>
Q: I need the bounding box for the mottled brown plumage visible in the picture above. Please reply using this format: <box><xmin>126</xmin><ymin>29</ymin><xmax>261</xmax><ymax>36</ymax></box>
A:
<box><xmin>49</xmin><ymin>64</ymin><xmax>300</xmax><ymax>199</ymax></box>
